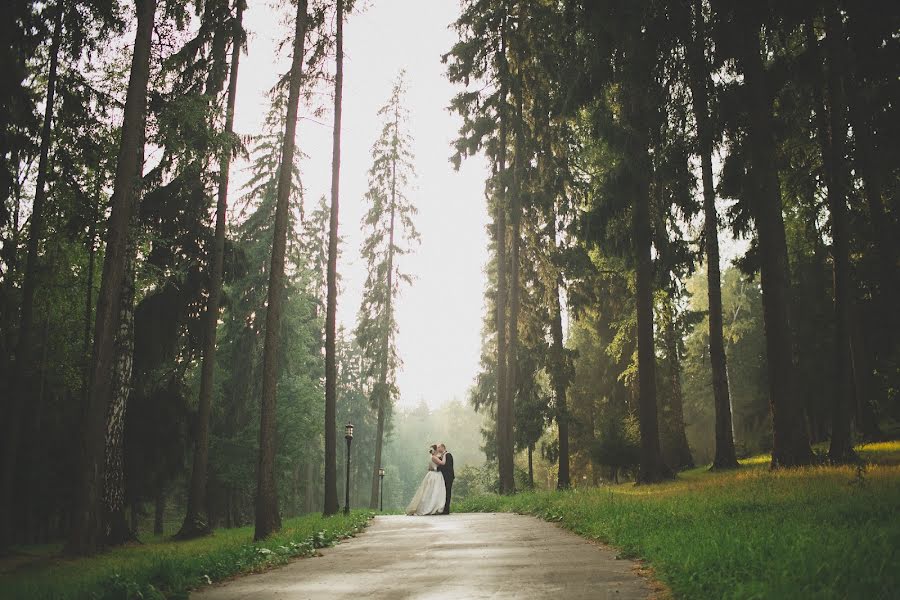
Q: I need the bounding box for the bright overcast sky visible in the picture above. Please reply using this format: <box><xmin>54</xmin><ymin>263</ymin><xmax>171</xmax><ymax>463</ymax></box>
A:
<box><xmin>231</xmin><ymin>1</ymin><xmax>491</xmax><ymax>410</ymax></box>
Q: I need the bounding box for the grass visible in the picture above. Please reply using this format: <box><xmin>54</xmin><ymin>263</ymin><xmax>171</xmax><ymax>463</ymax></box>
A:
<box><xmin>0</xmin><ymin>511</ymin><xmax>373</xmax><ymax>600</ymax></box>
<box><xmin>458</xmin><ymin>440</ymin><xmax>900</xmax><ymax>600</ymax></box>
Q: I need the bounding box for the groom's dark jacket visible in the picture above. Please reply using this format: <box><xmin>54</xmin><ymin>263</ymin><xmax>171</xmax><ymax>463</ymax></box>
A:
<box><xmin>438</xmin><ymin>453</ymin><xmax>454</xmax><ymax>481</ymax></box>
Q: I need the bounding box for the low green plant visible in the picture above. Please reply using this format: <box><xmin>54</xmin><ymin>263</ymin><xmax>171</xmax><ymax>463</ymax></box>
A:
<box><xmin>1</xmin><ymin>511</ymin><xmax>373</xmax><ymax>600</ymax></box>
<box><xmin>458</xmin><ymin>441</ymin><xmax>900</xmax><ymax>600</ymax></box>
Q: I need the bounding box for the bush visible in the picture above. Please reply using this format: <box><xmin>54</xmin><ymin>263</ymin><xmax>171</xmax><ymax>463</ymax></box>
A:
<box><xmin>591</xmin><ymin>412</ymin><xmax>640</xmax><ymax>482</ymax></box>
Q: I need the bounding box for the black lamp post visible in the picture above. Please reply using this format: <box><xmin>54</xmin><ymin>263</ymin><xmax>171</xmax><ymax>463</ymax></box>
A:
<box><xmin>378</xmin><ymin>467</ymin><xmax>385</xmax><ymax>512</ymax></box>
<box><xmin>344</xmin><ymin>422</ymin><xmax>353</xmax><ymax>515</ymax></box>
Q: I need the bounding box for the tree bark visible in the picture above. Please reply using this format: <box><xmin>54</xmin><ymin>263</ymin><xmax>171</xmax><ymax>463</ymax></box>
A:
<box><xmin>527</xmin><ymin>443</ymin><xmax>534</xmax><ymax>488</ymax></box>
<box><xmin>500</xmin><ymin>49</ymin><xmax>523</xmax><ymax>495</ymax></box>
<box><xmin>687</xmin><ymin>0</ymin><xmax>738</xmax><ymax>470</ymax></box>
<box><xmin>624</xmin><ymin>25</ymin><xmax>671</xmax><ymax>485</ymax></box>
<box><xmin>494</xmin><ymin>23</ymin><xmax>511</xmax><ymax>496</ymax></box>
<box><xmin>1</xmin><ymin>3</ymin><xmax>64</xmax><ymax>548</ymax></box>
<box><xmin>181</xmin><ymin>0</ymin><xmax>244</xmax><ymax>539</ymax></box>
<box><xmin>735</xmin><ymin>9</ymin><xmax>813</xmax><ymax>468</ymax></box>
<box><xmin>633</xmin><ymin>167</ymin><xmax>670</xmax><ymax>483</ymax></box>
<box><xmin>820</xmin><ymin>6</ymin><xmax>856</xmax><ymax>463</ymax></box>
<box><xmin>103</xmin><ymin>242</ymin><xmax>135</xmax><ymax>546</ymax></box>
<box><xmin>254</xmin><ymin>0</ymin><xmax>308</xmax><ymax>541</ymax></box>
<box><xmin>323</xmin><ymin>0</ymin><xmax>342</xmax><ymax>517</ymax></box>
<box><xmin>67</xmin><ymin>0</ymin><xmax>157</xmax><ymax>556</ymax></box>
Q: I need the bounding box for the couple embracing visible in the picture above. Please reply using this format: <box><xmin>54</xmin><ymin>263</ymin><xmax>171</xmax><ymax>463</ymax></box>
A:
<box><xmin>405</xmin><ymin>442</ymin><xmax>454</xmax><ymax>516</ymax></box>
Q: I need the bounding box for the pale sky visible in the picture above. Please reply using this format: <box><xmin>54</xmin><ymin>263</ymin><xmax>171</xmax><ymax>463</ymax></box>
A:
<box><xmin>232</xmin><ymin>1</ymin><xmax>491</xmax><ymax>410</ymax></box>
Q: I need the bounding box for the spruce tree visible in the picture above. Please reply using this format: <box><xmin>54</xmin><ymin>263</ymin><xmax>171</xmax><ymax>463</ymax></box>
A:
<box><xmin>355</xmin><ymin>72</ymin><xmax>419</xmax><ymax>510</ymax></box>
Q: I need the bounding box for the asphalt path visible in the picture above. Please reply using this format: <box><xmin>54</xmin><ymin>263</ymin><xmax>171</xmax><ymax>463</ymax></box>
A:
<box><xmin>192</xmin><ymin>513</ymin><xmax>653</xmax><ymax>599</ymax></box>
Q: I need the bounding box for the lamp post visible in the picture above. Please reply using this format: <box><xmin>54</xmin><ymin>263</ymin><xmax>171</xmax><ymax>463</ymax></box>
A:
<box><xmin>378</xmin><ymin>467</ymin><xmax>385</xmax><ymax>512</ymax></box>
<box><xmin>344</xmin><ymin>422</ymin><xmax>353</xmax><ymax>515</ymax></box>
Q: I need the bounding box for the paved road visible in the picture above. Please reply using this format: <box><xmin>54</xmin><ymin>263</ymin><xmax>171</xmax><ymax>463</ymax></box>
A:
<box><xmin>193</xmin><ymin>513</ymin><xmax>653</xmax><ymax>599</ymax></box>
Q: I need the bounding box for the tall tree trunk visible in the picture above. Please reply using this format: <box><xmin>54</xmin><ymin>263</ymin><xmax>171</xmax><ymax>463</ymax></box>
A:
<box><xmin>67</xmin><ymin>0</ymin><xmax>157</xmax><ymax>556</ymax></box>
<box><xmin>527</xmin><ymin>443</ymin><xmax>534</xmax><ymax>488</ymax></box>
<box><xmin>624</xmin><ymin>29</ymin><xmax>671</xmax><ymax>485</ymax></box>
<box><xmin>821</xmin><ymin>6</ymin><xmax>856</xmax><ymax>463</ymax></box>
<box><xmin>500</xmin><ymin>54</ymin><xmax>523</xmax><ymax>495</ymax></box>
<box><xmin>1</xmin><ymin>3</ymin><xmax>64</xmax><ymax>548</ymax></box>
<box><xmin>633</xmin><ymin>166</ymin><xmax>670</xmax><ymax>484</ymax></box>
<box><xmin>736</xmin><ymin>10</ymin><xmax>813</xmax><ymax>468</ymax></box>
<box><xmin>254</xmin><ymin>0</ymin><xmax>308</xmax><ymax>541</ymax></box>
<box><xmin>548</xmin><ymin>220</ymin><xmax>570</xmax><ymax>489</ymax></box>
<box><xmin>662</xmin><ymin>295</ymin><xmax>694</xmax><ymax>471</ymax></box>
<box><xmin>494</xmin><ymin>24</ymin><xmax>511</xmax><ymax>496</ymax></box>
<box><xmin>323</xmin><ymin>0</ymin><xmax>343</xmax><ymax>517</ymax></box>
<box><xmin>181</xmin><ymin>0</ymin><xmax>244</xmax><ymax>539</ymax></box>
<box><xmin>103</xmin><ymin>248</ymin><xmax>135</xmax><ymax>546</ymax></box>
<box><xmin>687</xmin><ymin>0</ymin><xmax>738</xmax><ymax>470</ymax></box>
<box><xmin>370</xmin><ymin>160</ymin><xmax>397</xmax><ymax>509</ymax></box>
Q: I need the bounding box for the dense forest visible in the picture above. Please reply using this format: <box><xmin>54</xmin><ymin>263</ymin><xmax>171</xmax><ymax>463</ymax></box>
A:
<box><xmin>453</xmin><ymin>0</ymin><xmax>899</xmax><ymax>488</ymax></box>
<box><xmin>1</xmin><ymin>0</ymin><xmax>897</xmax><ymax>563</ymax></box>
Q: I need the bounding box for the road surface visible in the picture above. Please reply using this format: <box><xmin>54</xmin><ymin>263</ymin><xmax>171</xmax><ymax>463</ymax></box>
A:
<box><xmin>193</xmin><ymin>513</ymin><xmax>654</xmax><ymax>599</ymax></box>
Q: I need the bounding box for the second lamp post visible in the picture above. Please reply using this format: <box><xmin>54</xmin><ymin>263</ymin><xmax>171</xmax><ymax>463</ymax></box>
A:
<box><xmin>344</xmin><ymin>422</ymin><xmax>353</xmax><ymax>515</ymax></box>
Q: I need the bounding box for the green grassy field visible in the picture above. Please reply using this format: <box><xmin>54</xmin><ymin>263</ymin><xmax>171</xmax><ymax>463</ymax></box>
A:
<box><xmin>0</xmin><ymin>511</ymin><xmax>373</xmax><ymax>600</ymax></box>
<box><xmin>458</xmin><ymin>441</ymin><xmax>900</xmax><ymax>599</ymax></box>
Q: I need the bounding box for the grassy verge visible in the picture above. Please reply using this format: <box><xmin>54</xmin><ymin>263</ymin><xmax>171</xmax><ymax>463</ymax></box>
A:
<box><xmin>0</xmin><ymin>511</ymin><xmax>373</xmax><ymax>600</ymax></box>
<box><xmin>458</xmin><ymin>441</ymin><xmax>900</xmax><ymax>600</ymax></box>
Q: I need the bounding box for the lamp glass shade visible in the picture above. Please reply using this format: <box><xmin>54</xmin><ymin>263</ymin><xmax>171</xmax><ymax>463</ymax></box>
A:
<box><xmin>345</xmin><ymin>422</ymin><xmax>354</xmax><ymax>439</ymax></box>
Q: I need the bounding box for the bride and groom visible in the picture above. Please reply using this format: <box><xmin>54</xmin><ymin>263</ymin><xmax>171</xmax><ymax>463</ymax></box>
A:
<box><xmin>405</xmin><ymin>442</ymin><xmax>454</xmax><ymax>516</ymax></box>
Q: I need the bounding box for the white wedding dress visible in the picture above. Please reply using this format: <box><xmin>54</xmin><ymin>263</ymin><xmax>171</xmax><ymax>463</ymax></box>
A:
<box><xmin>405</xmin><ymin>458</ymin><xmax>446</xmax><ymax>515</ymax></box>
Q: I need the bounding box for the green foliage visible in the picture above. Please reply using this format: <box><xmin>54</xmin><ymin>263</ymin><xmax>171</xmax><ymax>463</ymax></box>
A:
<box><xmin>0</xmin><ymin>512</ymin><xmax>373</xmax><ymax>600</ymax></box>
<box><xmin>355</xmin><ymin>70</ymin><xmax>419</xmax><ymax>407</ymax></box>
<box><xmin>459</xmin><ymin>442</ymin><xmax>900</xmax><ymax>599</ymax></box>
<box><xmin>591</xmin><ymin>413</ymin><xmax>641</xmax><ymax>479</ymax></box>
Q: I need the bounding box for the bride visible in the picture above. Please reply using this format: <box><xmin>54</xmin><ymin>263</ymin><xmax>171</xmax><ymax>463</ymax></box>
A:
<box><xmin>405</xmin><ymin>444</ymin><xmax>447</xmax><ymax>515</ymax></box>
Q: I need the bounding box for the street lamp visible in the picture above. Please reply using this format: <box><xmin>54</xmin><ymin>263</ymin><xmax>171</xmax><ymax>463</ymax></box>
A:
<box><xmin>344</xmin><ymin>422</ymin><xmax>354</xmax><ymax>515</ymax></box>
<box><xmin>378</xmin><ymin>467</ymin><xmax>385</xmax><ymax>512</ymax></box>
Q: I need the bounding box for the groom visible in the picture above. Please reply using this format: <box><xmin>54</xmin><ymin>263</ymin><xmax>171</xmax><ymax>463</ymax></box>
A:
<box><xmin>437</xmin><ymin>443</ymin><xmax>454</xmax><ymax>514</ymax></box>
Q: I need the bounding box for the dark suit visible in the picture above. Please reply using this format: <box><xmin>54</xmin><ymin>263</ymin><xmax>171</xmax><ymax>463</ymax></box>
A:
<box><xmin>438</xmin><ymin>452</ymin><xmax>454</xmax><ymax>514</ymax></box>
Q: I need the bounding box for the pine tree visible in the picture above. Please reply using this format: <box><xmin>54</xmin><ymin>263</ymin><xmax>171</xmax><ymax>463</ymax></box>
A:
<box><xmin>181</xmin><ymin>0</ymin><xmax>245</xmax><ymax>538</ymax></box>
<box><xmin>255</xmin><ymin>0</ymin><xmax>309</xmax><ymax>541</ymax></box>
<box><xmin>354</xmin><ymin>72</ymin><xmax>419</xmax><ymax>510</ymax></box>
<box><xmin>323</xmin><ymin>0</ymin><xmax>345</xmax><ymax>518</ymax></box>
<box><xmin>68</xmin><ymin>0</ymin><xmax>158</xmax><ymax>556</ymax></box>
<box><xmin>684</xmin><ymin>0</ymin><xmax>738</xmax><ymax>470</ymax></box>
